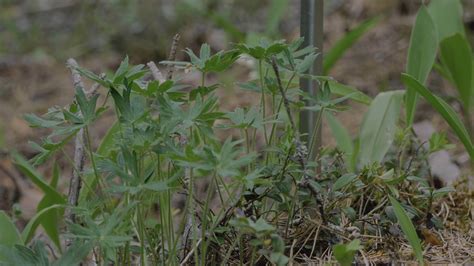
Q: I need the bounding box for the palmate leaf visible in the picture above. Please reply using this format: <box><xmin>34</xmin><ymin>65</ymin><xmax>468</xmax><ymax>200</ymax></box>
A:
<box><xmin>401</xmin><ymin>74</ymin><xmax>474</xmax><ymax>160</ymax></box>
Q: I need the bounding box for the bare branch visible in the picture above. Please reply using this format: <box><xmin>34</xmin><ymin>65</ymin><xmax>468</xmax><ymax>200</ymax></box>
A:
<box><xmin>147</xmin><ymin>61</ymin><xmax>165</xmax><ymax>83</ymax></box>
<box><xmin>65</xmin><ymin>58</ymin><xmax>87</xmax><ymax>224</ymax></box>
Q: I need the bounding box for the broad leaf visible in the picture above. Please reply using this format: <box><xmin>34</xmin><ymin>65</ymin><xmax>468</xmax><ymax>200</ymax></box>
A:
<box><xmin>439</xmin><ymin>34</ymin><xmax>472</xmax><ymax>110</ymax></box>
<box><xmin>401</xmin><ymin>73</ymin><xmax>474</xmax><ymax>160</ymax></box>
<box><xmin>428</xmin><ymin>0</ymin><xmax>465</xmax><ymax>40</ymax></box>
<box><xmin>359</xmin><ymin>91</ymin><xmax>404</xmax><ymax>166</ymax></box>
<box><xmin>406</xmin><ymin>6</ymin><xmax>438</xmax><ymax>126</ymax></box>
<box><xmin>0</xmin><ymin>211</ymin><xmax>21</xmax><ymax>246</ymax></box>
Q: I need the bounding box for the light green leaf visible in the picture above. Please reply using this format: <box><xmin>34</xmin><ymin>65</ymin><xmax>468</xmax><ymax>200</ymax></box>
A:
<box><xmin>327</xmin><ymin>80</ymin><xmax>372</xmax><ymax>105</ymax></box>
<box><xmin>113</xmin><ymin>55</ymin><xmax>129</xmax><ymax>83</ymax></box>
<box><xmin>359</xmin><ymin>91</ymin><xmax>404</xmax><ymax>166</ymax></box>
<box><xmin>401</xmin><ymin>73</ymin><xmax>474</xmax><ymax>160</ymax></box>
<box><xmin>439</xmin><ymin>33</ymin><xmax>472</xmax><ymax>110</ymax></box>
<box><xmin>406</xmin><ymin>6</ymin><xmax>438</xmax><ymax>126</ymax></box>
<box><xmin>333</xmin><ymin>173</ymin><xmax>357</xmax><ymax>191</ymax></box>
<box><xmin>324</xmin><ymin>17</ymin><xmax>380</xmax><ymax>74</ymax></box>
<box><xmin>388</xmin><ymin>196</ymin><xmax>424</xmax><ymax>265</ymax></box>
<box><xmin>333</xmin><ymin>239</ymin><xmax>362</xmax><ymax>266</ymax></box>
<box><xmin>0</xmin><ymin>211</ymin><xmax>21</xmax><ymax>246</ymax></box>
<box><xmin>52</xmin><ymin>241</ymin><xmax>95</xmax><ymax>266</ymax></box>
<box><xmin>428</xmin><ymin>0</ymin><xmax>465</xmax><ymax>40</ymax></box>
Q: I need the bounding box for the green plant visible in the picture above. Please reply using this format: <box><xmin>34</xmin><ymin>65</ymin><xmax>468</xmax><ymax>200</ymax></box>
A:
<box><xmin>403</xmin><ymin>0</ymin><xmax>473</xmax><ymax>162</ymax></box>
<box><xmin>2</xmin><ymin>3</ymin><xmax>469</xmax><ymax>263</ymax></box>
<box><xmin>332</xmin><ymin>239</ymin><xmax>362</xmax><ymax>266</ymax></box>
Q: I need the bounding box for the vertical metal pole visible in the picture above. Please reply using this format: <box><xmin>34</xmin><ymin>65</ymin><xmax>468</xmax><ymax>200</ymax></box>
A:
<box><xmin>300</xmin><ymin>0</ymin><xmax>324</xmax><ymax>160</ymax></box>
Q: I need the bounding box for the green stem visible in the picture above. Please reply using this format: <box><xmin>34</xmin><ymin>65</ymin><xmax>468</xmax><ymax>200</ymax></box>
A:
<box><xmin>308</xmin><ymin>108</ymin><xmax>324</xmax><ymax>159</ymax></box>
<box><xmin>259</xmin><ymin>60</ymin><xmax>269</xmax><ymax>145</ymax></box>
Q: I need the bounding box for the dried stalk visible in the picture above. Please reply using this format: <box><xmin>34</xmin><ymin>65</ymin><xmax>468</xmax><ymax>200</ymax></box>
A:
<box><xmin>146</xmin><ymin>61</ymin><xmax>165</xmax><ymax>83</ymax></box>
<box><xmin>166</xmin><ymin>33</ymin><xmax>180</xmax><ymax>80</ymax></box>
<box><xmin>65</xmin><ymin>58</ymin><xmax>87</xmax><ymax>224</ymax></box>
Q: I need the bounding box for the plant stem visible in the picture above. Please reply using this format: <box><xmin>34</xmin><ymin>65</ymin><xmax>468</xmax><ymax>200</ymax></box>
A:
<box><xmin>259</xmin><ymin>60</ymin><xmax>269</xmax><ymax>145</ymax></box>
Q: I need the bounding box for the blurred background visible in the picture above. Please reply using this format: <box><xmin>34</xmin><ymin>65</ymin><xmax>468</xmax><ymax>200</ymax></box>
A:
<box><xmin>1</xmin><ymin>0</ymin><xmax>473</xmax><ymax>216</ymax></box>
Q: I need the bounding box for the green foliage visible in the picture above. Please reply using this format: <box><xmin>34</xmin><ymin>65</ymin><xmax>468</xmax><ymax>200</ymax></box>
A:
<box><xmin>6</xmin><ymin>7</ymin><xmax>469</xmax><ymax>260</ymax></box>
<box><xmin>0</xmin><ymin>212</ymin><xmax>21</xmax><ymax>247</ymax></box>
<box><xmin>439</xmin><ymin>34</ymin><xmax>472</xmax><ymax>111</ymax></box>
<box><xmin>388</xmin><ymin>196</ymin><xmax>424</xmax><ymax>265</ymax></box>
<box><xmin>333</xmin><ymin>239</ymin><xmax>362</xmax><ymax>266</ymax></box>
<box><xmin>427</xmin><ymin>0</ymin><xmax>465</xmax><ymax>40</ymax></box>
<box><xmin>401</xmin><ymin>74</ymin><xmax>474</xmax><ymax>159</ymax></box>
<box><xmin>359</xmin><ymin>91</ymin><xmax>404</xmax><ymax>166</ymax></box>
<box><xmin>323</xmin><ymin>17</ymin><xmax>380</xmax><ymax>74</ymax></box>
<box><xmin>405</xmin><ymin>6</ymin><xmax>438</xmax><ymax>127</ymax></box>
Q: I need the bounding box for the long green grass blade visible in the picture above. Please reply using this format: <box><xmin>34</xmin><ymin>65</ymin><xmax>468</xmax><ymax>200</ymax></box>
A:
<box><xmin>327</xmin><ymin>80</ymin><xmax>372</xmax><ymax>105</ymax></box>
<box><xmin>401</xmin><ymin>73</ymin><xmax>474</xmax><ymax>160</ymax></box>
<box><xmin>323</xmin><ymin>17</ymin><xmax>380</xmax><ymax>74</ymax></box>
<box><xmin>405</xmin><ymin>6</ymin><xmax>438</xmax><ymax>127</ymax></box>
<box><xmin>388</xmin><ymin>196</ymin><xmax>424</xmax><ymax>265</ymax></box>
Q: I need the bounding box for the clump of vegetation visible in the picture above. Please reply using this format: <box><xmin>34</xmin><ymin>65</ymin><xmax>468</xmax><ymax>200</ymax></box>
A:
<box><xmin>0</xmin><ymin>0</ymin><xmax>472</xmax><ymax>265</ymax></box>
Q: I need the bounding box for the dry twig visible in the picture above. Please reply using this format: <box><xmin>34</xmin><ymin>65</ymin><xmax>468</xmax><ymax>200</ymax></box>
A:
<box><xmin>65</xmin><ymin>58</ymin><xmax>87</xmax><ymax>224</ymax></box>
<box><xmin>166</xmin><ymin>33</ymin><xmax>181</xmax><ymax>80</ymax></box>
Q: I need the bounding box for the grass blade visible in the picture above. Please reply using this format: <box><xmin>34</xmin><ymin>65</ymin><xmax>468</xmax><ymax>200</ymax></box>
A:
<box><xmin>405</xmin><ymin>6</ymin><xmax>438</xmax><ymax>126</ymax></box>
<box><xmin>327</xmin><ymin>80</ymin><xmax>372</xmax><ymax>105</ymax></box>
<box><xmin>388</xmin><ymin>196</ymin><xmax>424</xmax><ymax>265</ymax></box>
<box><xmin>323</xmin><ymin>17</ymin><xmax>380</xmax><ymax>74</ymax></box>
<box><xmin>401</xmin><ymin>73</ymin><xmax>474</xmax><ymax>160</ymax></box>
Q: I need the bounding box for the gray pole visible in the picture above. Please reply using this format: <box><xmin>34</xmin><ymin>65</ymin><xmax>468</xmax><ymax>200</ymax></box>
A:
<box><xmin>300</xmin><ymin>0</ymin><xmax>323</xmax><ymax>161</ymax></box>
